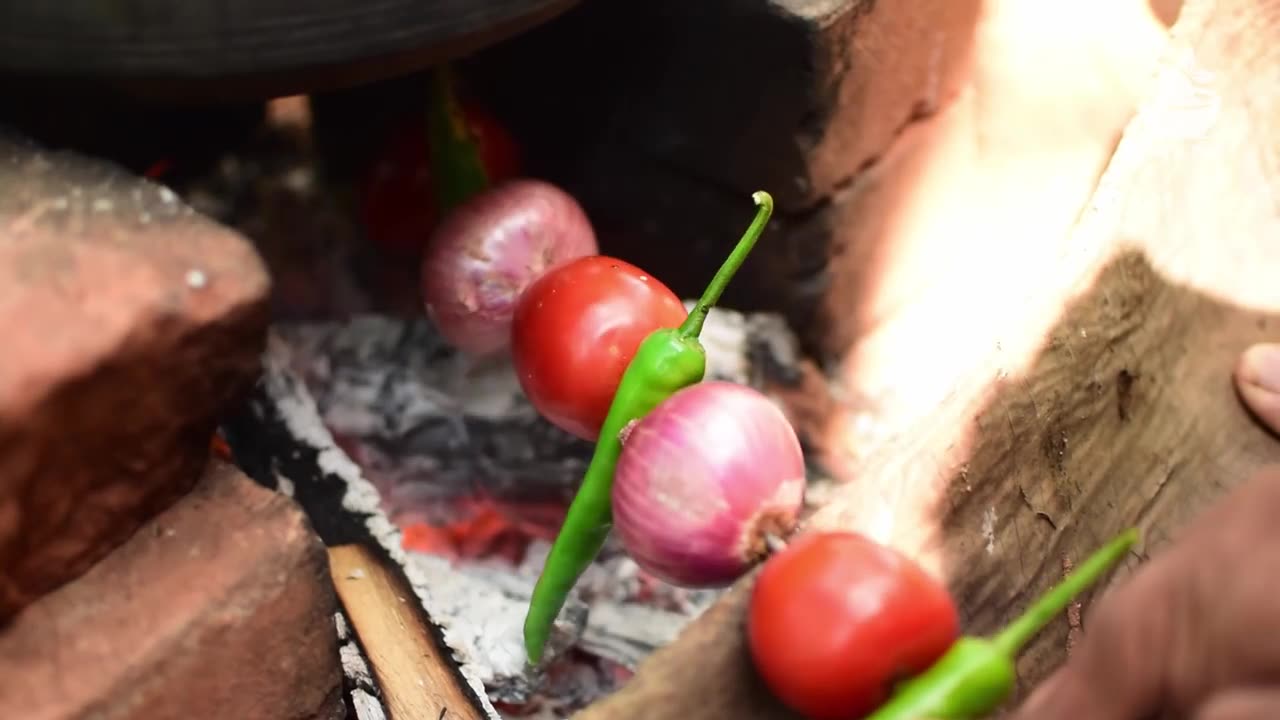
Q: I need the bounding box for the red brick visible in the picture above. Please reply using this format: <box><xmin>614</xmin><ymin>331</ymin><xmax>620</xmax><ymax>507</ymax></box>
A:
<box><xmin>0</xmin><ymin>461</ymin><xmax>344</xmax><ymax>720</ymax></box>
<box><xmin>0</xmin><ymin>134</ymin><xmax>271</xmax><ymax>620</ymax></box>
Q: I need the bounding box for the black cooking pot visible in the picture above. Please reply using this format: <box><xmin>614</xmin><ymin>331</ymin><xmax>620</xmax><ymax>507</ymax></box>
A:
<box><xmin>0</xmin><ymin>0</ymin><xmax>580</xmax><ymax>101</ymax></box>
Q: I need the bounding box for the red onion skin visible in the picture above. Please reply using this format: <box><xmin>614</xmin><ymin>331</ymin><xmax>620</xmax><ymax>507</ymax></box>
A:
<box><xmin>611</xmin><ymin>381</ymin><xmax>807</xmax><ymax>588</ymax></box>
<box><xmin>420</xmin><ymin>179</ymin><xmax>598</xmax><ymax>356</ymax></box>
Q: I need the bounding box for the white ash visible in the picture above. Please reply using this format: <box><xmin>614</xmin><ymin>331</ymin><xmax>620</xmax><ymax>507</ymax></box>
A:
<box><xmin>261</xmin><ymin>338</ymin><xmax>505</xmax><ymax>718</ymax></box>
<box><xmin>339</xmin><ymin>642</ymin><xmax>375</xmax><ymax>690</ymax></box>
<box><xmin>263</xmin><ymin>305</ymin><xmax>803</xmax><ymax>713</ymax></box>
<box><xmin>273</xmin><ymin>317</ymin><xmax>592</xmax><ymax>515</ymax></box>
<box><xmin>512</xmin><ymin>543</ymin><xmax>721</xmax><ymax>622</ymax></box>
<box><xmin>334</xmin><ymin>611</ymin><xmax>386</xmax><ymax>720</ymax></box>
<box><xmin>683</xmin><ymin>301</ymin><xmax>803</xmax><ymax>388</ymax></box>
<box><xmin>273</xmin><ymin>471</ymin><xmax>296</xmax><ymax>498</ymax></box>
<box><xmin>350</xmin><ymin>690</ymin><xmax>388</xmax><ymax>720</ymax></box>
<box><xmin>454</xmin><ymin>539</ymin><xmax>722</xmax><ymax>671</ymax></box>
<box><xmin>578</xmin><ymin>603</ymin><xmax>696</xmax><ymax>668</ymax></box>
<box><xmin>510</xmin><ymin>661</ymin><xmax>615</xmax><ymax>720</ymax></box>
<box><xmin>271</xmin><ymin>306</ymin><xmax>804</xmax><ymax>519</ymax></box>
<box><xmin>277</xmin><ymin>304</ymin><xmax>800</xmax><ymax>436</ymax></box>
<box><xmin>263</xmin><ymin>338</ymin><xmax>620</xmax><ymax>709</ymax></box>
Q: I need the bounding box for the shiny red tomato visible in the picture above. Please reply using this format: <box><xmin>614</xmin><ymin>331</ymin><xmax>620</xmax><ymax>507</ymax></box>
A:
<box><xmin>510</xmin><ymin>255</ymin><xmax>687</xmax><ymax>441</ymax></box>
<box><xmin>359</xmin><ymin>100</ymin><xmax>521</xmax><ymax>257</ymax></box>
<box><xmin>747</xmin><ymin>532</ymin><xmax>960</xmax><ymax>720</ymax></box>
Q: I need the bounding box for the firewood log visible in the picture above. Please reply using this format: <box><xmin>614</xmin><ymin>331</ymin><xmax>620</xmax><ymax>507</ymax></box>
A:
<box><xmin>577</xmin><ymin>0</ymin><xmax>1280</xmax><ymax>717</ymax></box>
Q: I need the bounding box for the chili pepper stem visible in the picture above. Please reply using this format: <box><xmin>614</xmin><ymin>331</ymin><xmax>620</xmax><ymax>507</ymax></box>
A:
<box><xmin>992</xmin><ymin>527</ymin><xmax>1139</xmax><ymax>657</ymax></box>
<box><xmin>426</xmin><ymin>64</ymin><xmax>490</xmax><ymax>213</ymax></box>
<box><xmin>678</xmin><ymin>191</ymin><xmax>774</xmax><ymax>339</ymax></box>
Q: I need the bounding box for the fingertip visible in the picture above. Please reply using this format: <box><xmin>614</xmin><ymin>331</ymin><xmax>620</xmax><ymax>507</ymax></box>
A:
<box><xmin>1006</xmin><ymin>664</ymin><xmax>1127</xmax><ymax>720</ymax></box>
<box><xmin>1007</xmin><ymin>563</ymin><xmax>1176</xmax><ymax>720</ymax></box>
<box><xmin>1236</xmin><ymin>343</ymin><xmax>1280</xmax><ymax>435</ymax></box>
<box><xmin>1007</xmin><ymin>671</ymin><xmax>1070</xmax><ymax>720</ymax></box>
<box><xmin>1237</xmin><ymin>382</ymin><xmax>1280</xmax><ymax>436</ymax></box>
<box><xmin>1194</xmin><ymin>688</ymin><xmax>1280</xmax><ymax>720</ymax></box>
<box><xmin>1237</xmin><ymin>344</ymin><xmax>1280</xmax><ymax>389</ymax></box>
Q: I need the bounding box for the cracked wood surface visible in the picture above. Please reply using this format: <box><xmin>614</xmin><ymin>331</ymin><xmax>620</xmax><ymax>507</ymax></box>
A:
<box><xmin>577</xmin><ymin>0</ymin><xmax>1280</xmax><ymax>717</ymax></box>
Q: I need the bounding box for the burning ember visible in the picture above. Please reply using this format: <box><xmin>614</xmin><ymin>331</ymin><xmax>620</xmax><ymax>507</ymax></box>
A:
<box><xmin>396</xmin><ymin>498</ymin><xmax>561</xmax><ymax>565</ymax></box>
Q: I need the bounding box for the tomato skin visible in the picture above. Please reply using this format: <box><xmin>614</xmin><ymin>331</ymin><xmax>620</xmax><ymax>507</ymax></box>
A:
<box><xmin>359</xmin><ymin>100</ymin><xmax>521</xmax><ymax>257</ymax></box>
<box><xmin>510</xmin><ymin>255</ymin><xmax>688</xmax><ymax>441</ymax></box>
<box><xmin>747</xmin><ymin>532</ymin><xmax>960</xmax><ymax>720</ymax></box>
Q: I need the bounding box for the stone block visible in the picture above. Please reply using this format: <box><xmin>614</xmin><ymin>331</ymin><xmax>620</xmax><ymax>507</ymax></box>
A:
<box><xmin>0</xmin><ymin>461</ymin><xmax>344</xmax><ymax>720</ymax></box>
<box><xmin>0</xmin><ymin>132</ymin><xmax>271</xmax><ymax>620</ymax></box>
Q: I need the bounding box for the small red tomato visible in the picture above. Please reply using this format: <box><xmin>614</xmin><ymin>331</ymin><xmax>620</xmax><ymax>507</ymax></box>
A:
<box><xmin>747</xmin><ymin>532</ymin><xmax>960</xmax><ymax>720</ymax></box>
<box><xmin>358</xmin><ymin>100</ymin><xmax>521</xmax><ymax>257</ymax></box>
<box><xmin>510</xmin><ymin>255</ymin><xmax>687</xmax><ymax>441</ymax></box>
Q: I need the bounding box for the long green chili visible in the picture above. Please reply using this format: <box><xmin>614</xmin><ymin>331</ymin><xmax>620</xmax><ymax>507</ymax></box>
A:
<box><xmin>522</xmin><ymin>190</ymin><xmax>776</xmax><ymax>664</ymax></box>
<box><xmin>866</xmin><ymin>528</ymin><xmax>1140</xmax><ymax>720</ymax></box>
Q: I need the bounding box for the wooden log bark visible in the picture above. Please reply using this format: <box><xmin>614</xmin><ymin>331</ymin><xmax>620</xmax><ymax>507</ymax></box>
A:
<box><xmin>577</xmin><ymin>0</ymin><xmax>1280</xmax><ymax>717</ymax></box>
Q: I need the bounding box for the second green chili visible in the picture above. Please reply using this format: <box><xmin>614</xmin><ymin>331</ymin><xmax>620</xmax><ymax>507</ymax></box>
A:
<box><xmin>522</xmin><ymin>190</ymin><xmax>775</xmax><ymax>664</ymax></box>
<box><xmin>865</xmin><ymin>527</ymin><xmax>1140</xmax><ymax>719</ymax></box>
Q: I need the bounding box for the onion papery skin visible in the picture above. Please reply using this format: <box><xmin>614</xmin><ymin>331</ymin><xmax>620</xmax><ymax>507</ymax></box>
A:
<box><xmin>420</xmin><ymin>179</ymin><xmax>598</xmax><ymax>356</ymax></box>
<box><xmin>611</xmin><ymin>381</ymin><xmax>807</xmax><ymax>588</ymax></box>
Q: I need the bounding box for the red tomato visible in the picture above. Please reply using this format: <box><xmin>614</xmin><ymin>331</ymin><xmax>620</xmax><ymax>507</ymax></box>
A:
<box><xmin>510</xmin><ymin>256</ymin><xmax>687</xmax><ymax>441</ymax></box>
<box><xmin>359</xmin><ymin>100</ymin><xmax>521</xmax><ymax>257</ymax></box>
<box><xmin>747</xmin><ymin>532</ymin><xmax>960</xmax><ymax>720</ymax></box>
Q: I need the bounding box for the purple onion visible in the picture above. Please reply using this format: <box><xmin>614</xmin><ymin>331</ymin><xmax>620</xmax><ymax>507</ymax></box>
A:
<box><xmin>612</xmin><ymin>381</ymin><xmax>807</xmax><ymax>588</ymax></box>
<box><xmin>420</xmin><ymin>179</ymin><xmax>598</xmax><ymax>356</ymax></box>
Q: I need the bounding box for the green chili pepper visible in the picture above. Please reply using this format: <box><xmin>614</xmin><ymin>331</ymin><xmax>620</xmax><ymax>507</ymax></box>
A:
<box><xmin>865</xmin><ymin>527</ymin><xmax>1140</xmax><ymax>720</ymax></box>
<box><xmin>425</xmin><ymin>64</ymin><xmax>489</xmax><ymax>213</ymax></box>
<box><xmin>522</xmin><ymin>190</ymin><xmax>776</xmax><ymax>664</ymax></box>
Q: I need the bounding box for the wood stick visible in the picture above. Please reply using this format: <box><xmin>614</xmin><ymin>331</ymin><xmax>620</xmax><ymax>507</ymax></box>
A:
<box><xmin>577</xmin><ymin>0</ymin><xmax>1280</xmax><ymax>717</ymax></box>
<box><xmin>328</xmin><ymin>544</ymin><xmax>484</xmax><ymax>720</ymax></box>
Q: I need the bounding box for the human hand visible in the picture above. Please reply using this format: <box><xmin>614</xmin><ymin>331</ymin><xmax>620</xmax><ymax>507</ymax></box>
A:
<box><xmin>1236</xmin><ymin>343</ymin><xmax>1280</xmax><ymax>435</ymax></box>
<box><xmin>1008</xmin><ymin>465</ymin><xmax>1280</xmax><ymax>719</ymax></box>
<box><xmin>1006</xmin><ymin>344</ymin><xmax>1280</xmax><ymax>720</ymax></box>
